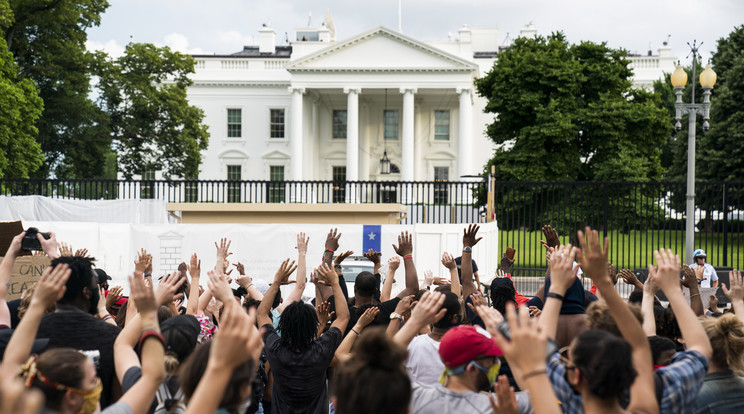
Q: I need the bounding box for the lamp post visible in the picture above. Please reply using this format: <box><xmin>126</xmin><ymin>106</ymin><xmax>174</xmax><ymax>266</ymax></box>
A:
<box><xmin>670</xmin><ymin>40</ymin><xmax>717</xmax><ymax>264</ymax></box>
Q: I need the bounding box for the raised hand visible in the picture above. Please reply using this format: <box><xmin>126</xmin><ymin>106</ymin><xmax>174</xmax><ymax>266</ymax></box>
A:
<box><xmin>189</xmin><ymin>254</ymin><xmax>201</xmax><ymax>279</ymax></box>
<box><xmin>433</xmin><ymin>277</ymin><xmax>451</xmax><ymax>286</ymax></box>
<box><xmin>648</xmin><ymin>249</ymin><xmax>682</xmax><ymax>293</ymax></box>
<box><xmin>134</xmin><ymin>249</ymin><xmax>151</xmax><ymax>274</ymax></box>
<box><xmin>394</xmin><ymin>295</ymin><xmax>416</xmax><ymax>315</ymax></box>
<box><xmin>694</xmin><ymin>265</ymin><xmax>706</xmax><ymax>281</ymax></box>
<box><xmin>355</xmin><ymin>306</ymin><xmax>380</xmax><ymax>329</ymax></box>
<box><xmin>608</xmin><ymin>263</ymin><xmax>618</xmax><ymax>285</ymax></box>
<box><xmin>469</xmin><ymin>292</ymin><xmax>487</xmax><ymax>308</ymax></box>
<box><xmin>316</xmin><ymin>301</ymin><xmax>334</xmax><ymax>328</ymax></box>
<box><xmin>296</xmin><ymin>233</ymin><xmax>309</xmax><ymax>255</ymax></box>
<box><xmin>576</xmin><ymin>227</ymin><xmax>610</xmax><ymax>283</ymax></box>
<box><xmin>32</xmin><ymin>264</ymin><xmax>70</xmax><ymax>308</ymax></box>
<box><xmin>490</xmin><ymin>375</ymin><xmax>518</xmax><ymax>414</ymax></box>
<box><xmin>681</xmin><ymin>265</ymin><xmax>697</xmax><ymax>289</ymax></box>
<box><xmin>363</xmin><ymin>248</ymin><xmax>381</xmax><ymax>265</ymax></box>
<box><xmin>441</xmin><ymin>252</ymin><xmax>456</xmax><ymax>270</ymax></box>
<box><xmin>407</xmin><ymin>291</ymin><xmax>447</xmax><ymax>327</ymax></box>
<box><xmin>500</xmin><ymin>251</ymin><xmax>515</xmax><ymax>273</ymax></box>
<box><xmin>316</xmin><ymin>263</ymin><xmax>338</xmax><ymax>286</ymax></box>
<box><xmin>541</xmin><ymin>225</ymin><xmax>560</xmax><ymax>249</ymax></box>
<box><xmin>643</xmin><ymin>271</ymin><xmax>660</xmax><ymax>296</ymax></box>
<box><xmin>233</xmin><ymin>261</ymin><xmax>245</xmax><ymax>276</ymax></box>
<box><xmin>548</xmin><ymin>244</ymin><xmax>579</xmax><ymax>294</ymax></box>
<box><xmin>59</xmin><ymin>242</ymin><xmax>73</xmax><ymax>257</ymax></box>
<box><xmin>462</xmin><ymin>224</ymin><xmax>483</xmax><ymax>248</ymax></box>
<box><xmin>105</xmin><ymin>286</ymin><xmax>123</xmax><ymax>311</ymax></box>
<box><xmin>492</xmin><ymin>305</ymin><xmax>547</xmax><ymax>377</ymax></box>
<box><xmin>74</xmin><ymin>248</ymin><xmax>88</xmax><ymax>257</ymax></box>
<box><xmin>214</xmin><ymin>238</ymin><xmax>232</xmax><ymax>273</ymax></box>
<box><xmin>424</xmin><ymin>270</ymin><xmax>434</xmax><ymax>287</ymax></box>
<box><xmin>388</xmin><ymin>256</ymin><xmax>401</xmax><ymax>271</ymax></box>
<box><xmin>392</xmin><ymin>231</ymin><xmax>413</xmax><ymax>257</ymax></box>
<box><xmin>471</xmin><ymin>303</ymin><xmax>505</xmax><ymax>336</ymax></box>
<box><xmin>37</xmin><ymin>232</ymin><xmax>59</xmax><ymax>259</ymax></box>
<box><xmin>207</xmin><ymin>270</ymin><xmax>234</xmax><ymax>303</ymax></box>
<box><xmin>155</xmin><ymin>270</ymin><xmax>187</xmax><ymax>307</ymax></box>
<box><xmin>325</xmin><ymin>228</ymin><xmax>341</xmax><ymax>252</ymax></box>
<box><xmin>274</xmin><ymin>259</ymin><xmax>298</xmax><ymax>285</ymax></box>
<box><xmin>129</xmin><ymin>270</ymin><xmax>158</xmax><ymax>315</ymax></box>
<box><xmin>334</xmin><ymin>250</ymin><xmax>354</xmax><ymax>266</ymax></box>
<box><xmin>723</xmin><ymin>269</ymin><xmax>744</xmax><ymax>303</ymax></box>
<box><xmin>620</xmin><ymin>269</ymin><xmax>641</xmax><ymax>288</ymax></box>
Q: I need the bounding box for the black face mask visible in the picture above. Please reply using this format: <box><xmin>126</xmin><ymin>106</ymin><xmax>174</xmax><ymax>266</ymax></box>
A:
<box><xmin>89</xmin><ymin>286</ymin><xmax>100</xmax><ymax>315</ymax></box>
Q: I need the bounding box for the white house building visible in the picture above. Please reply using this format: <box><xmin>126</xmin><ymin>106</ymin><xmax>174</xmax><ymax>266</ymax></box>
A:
<box><xmin>185</xmin><ymin>21</ymin><xmax>677</xmax><ymax>192</ymax></box>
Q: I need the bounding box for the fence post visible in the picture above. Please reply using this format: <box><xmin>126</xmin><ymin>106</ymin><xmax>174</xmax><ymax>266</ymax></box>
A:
<box><xmin>722</xmin><ymin>182</ymin><xmax>728</xmax><ymax>267</ymax></box>
<box><xmin>603</xmin><ymin>183</ymin><xmax>609</xmax><ymax>238</ymax></box>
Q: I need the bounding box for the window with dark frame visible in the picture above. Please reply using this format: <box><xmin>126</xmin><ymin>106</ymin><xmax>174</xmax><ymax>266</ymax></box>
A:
<box><xmin>433</xmin><ymin>166</ymin><xmax>449</xmax><ymax>204</ymax></box>
<box><xmin>140</xmin><ymin>170</ymin><xmax>155</xmax><ymax>199</ymax></box>
<box><xmin>227</xmin><ymin>109</ymin><xmax>242</xmax><ymax>138</ymax></box>
<box><xmin>333</xmin><ymin>110</ymin><xmax>347</xmax><ymax>139</ymax></box>
<box><xmin>434</xmin><ymin>110</ymin><xmax>450</xmax><ymax>141</ymax></box>
<box><xmin>270</xmin><ymin>109</ymin><xmax>285</xmax><ymax>139</ymax></box>
<box><xmin>269</xmin><ymin>166</ymin><xmax>285</xmax><ymax>203</ymax></box>
<box><xmin>227</xmin><ymin>165</ymin><xmax>241</xmax><ymax>203</ymax></box>
<box><xmin>332</xmin><ymin>166</ymin><xmax>346</xmax><ymax>203</ymax></box>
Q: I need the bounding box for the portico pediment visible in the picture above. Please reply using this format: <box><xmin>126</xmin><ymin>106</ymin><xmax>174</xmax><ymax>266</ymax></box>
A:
<box><xmin>286</xmin><ymin>27</ymin><xmax>477</xmax><ymax>73</ymax></box>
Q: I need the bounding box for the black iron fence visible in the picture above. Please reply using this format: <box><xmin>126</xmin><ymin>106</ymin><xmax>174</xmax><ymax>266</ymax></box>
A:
<box><xmin>492</xmin><ymin>181</ymin><xmax>744</xmax><ymax>276</ymax></box>
<box><xmin>0</xmin><ymin>178</ymin><xmax>486</xmax><ymax>225</ymax></box>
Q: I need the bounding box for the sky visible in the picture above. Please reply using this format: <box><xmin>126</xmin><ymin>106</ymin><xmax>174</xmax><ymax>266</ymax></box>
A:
<box><xmin>86</xmin><ymin>0</ymin><xmax>743</xmax><ymax>64</ymax></box>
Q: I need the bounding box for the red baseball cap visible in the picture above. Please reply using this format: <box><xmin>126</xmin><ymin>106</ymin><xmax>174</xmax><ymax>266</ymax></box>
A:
<box><xmin>438</xmin><ymin>325</ymin><xmax>503</xmax><ymax>368</ymax></box>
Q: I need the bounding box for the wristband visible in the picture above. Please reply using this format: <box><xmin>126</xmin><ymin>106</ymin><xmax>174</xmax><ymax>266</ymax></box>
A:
<box><xmin>144</xmin><ymin>272</ymin><xmax>152</xmax><ymax>278</ymax></box>
<box><xmin>521</xmin><ymin>369</ymin><xmax>547</xmax><ymax>381</ymax></box>
<box><xmin>324</xmin><ymin>249</ymin><xmax>335</xmax><ymax>254</ymax></box>
<box><xmin>137</xmin><ymin>330</ymin><xmax>165</xmax><ymax>353</ymax></box>
<box><xmin>403</xmin><ymin>254</ymin><xmax>413</xmax><ymax>260</ymax></box>
<box><xmin>690</xmin><ymin>293</ymin><xmax>700</xmax><ymax>298</ymax></box>
<box><xmin>102</xmin><ymin>314</ymin><xmax>114</xmax><ymax>321</ymax></box>
<box><xmin>546</xmin><ymin>292</ymin><xmax>565</xmax><ymax>301</ymax></box>
<box><xmin>351</xmin><ymin>328</ymin><xmax>360</xmax><ymax>336</ymax></box>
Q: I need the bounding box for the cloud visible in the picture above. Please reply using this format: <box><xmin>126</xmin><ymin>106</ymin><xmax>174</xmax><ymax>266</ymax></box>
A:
<box><xmin>85</xmin><ymin>39</ymin><xmax>126</xmax><ymax>58</ymax></box>
<box><xmin>163</xmin><ymin>32</ymin><xmax>210</xmax><ymax>54</ymax></box>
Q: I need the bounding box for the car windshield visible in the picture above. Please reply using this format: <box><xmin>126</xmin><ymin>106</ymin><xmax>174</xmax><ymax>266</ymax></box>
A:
<box><xmin>341</xmin><ymin>264</ymin><xmax>374</xmax><ymax>282</ymax></box>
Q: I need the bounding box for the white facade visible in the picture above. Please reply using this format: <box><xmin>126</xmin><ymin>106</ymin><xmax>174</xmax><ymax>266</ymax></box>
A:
<box><xmin>186</xmin><ymin>23</ymin><xmax>677</xmax><ymax>184</ymax></box>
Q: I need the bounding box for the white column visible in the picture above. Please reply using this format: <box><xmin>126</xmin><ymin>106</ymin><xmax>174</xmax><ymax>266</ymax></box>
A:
<box><xmin>344</xmin><ymin>88</ymin><xmax>360</xmax><ymax>181</ymax></box>
<box><xmin>457</xmin><ymin>88</ymin><xmax>473</xmax><ymax>179</ymax></box>
<box><xmin>289</xmin><ymin>87</ymin><xmax>305</xmax><ymax>181</ymax></box>
<box><xmin>400</xmin><ymin>88</ymin><xmax>416</xmax><ymax>182</ymax></box>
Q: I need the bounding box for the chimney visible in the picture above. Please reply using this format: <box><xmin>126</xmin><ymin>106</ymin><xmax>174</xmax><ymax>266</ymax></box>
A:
<box><xmin>519</xmin><ymin>22</ymin><xmax>537</xmax><ymax>39</ymax></box>
<box><xmin>319</xmin><ymin>23</ymin><xmax>331</xmax><ymax>42</ymax></box>
<box><xmin>458</xmin><ymin>24</ymin><xmax>471</xmax><ymax>42</ymax></box>
<box><xmin>259</xmin><ymin>24</ymin><xmax>276</xmax><ymax>54</ymax></box>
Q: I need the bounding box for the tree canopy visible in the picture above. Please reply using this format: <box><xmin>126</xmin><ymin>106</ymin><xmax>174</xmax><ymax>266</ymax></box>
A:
<box><xmin>93</xmin><ymin>43</ymin><xmax>209</xmax><ymax>180</ymax></box>
<box><xmin>475</xmin><ymin>33</ymin><xmax>671</xmax><ymax>182</ymax></box>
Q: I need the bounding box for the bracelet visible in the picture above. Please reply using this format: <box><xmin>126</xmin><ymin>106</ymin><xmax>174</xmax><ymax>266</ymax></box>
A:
<box><xmin>690</xmin><ymin>293</ymin><xmax>700</xmax><ymax>298</ymax></box>
<box><xmin>144</xmin><ymin>272</ymin><xmax>152</xmax><ymax>278</ymax></box>
<box><xmin>137</xmin><ymin>330</ymin><xmax>166</xmax><ymax>352</ymax></box>
<box><xmin>324</xmin><ymin>249</ymin><xmax>335</xmax><ymax>254</ymax></box>
<box><xmin>102</xmin><ymin>314</ymin><xmax>114</xmax><ymax>321</ymax></box>
<box><xmin>546</xmin><ymin>292</ymin><xmax>565</xmax><ymax>301</ymax></box>
<box><xmin>521</xmin><ymin>369</ymin><xmax>547</xmax><ymax>381</ymax></box>
<box><xmin>403</xmin><ymin>254</ymin><xmax>413</xmax><ymax>260</ymax></box>
<box><xmin>351</xmin><ymin>328</ymin><xmax>360</xmax><ymax>336</ymax></box>
<box><xmin>245</xmin><ymin>283</ymin><xmax>254</xmax><ymax>290</ymax></box>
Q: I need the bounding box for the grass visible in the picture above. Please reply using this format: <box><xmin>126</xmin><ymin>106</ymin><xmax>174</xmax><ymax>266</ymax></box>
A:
<box><xmin>499</xmin><ymin>229</ymin><xmax>744</xmax><ymax>271</ymax></box>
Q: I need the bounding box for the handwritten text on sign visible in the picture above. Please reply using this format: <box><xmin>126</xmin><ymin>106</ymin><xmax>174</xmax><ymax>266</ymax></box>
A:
<box><xmin>3</xmin><ymin>256</ymin><xmax>51</xmax><ymax>301</ymax></box>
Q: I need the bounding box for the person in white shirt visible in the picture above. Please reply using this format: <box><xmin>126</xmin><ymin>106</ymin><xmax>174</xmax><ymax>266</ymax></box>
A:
<box><xmin>689</xmin><ymin>249</ymin><xmax>718</xmax><ymax>288</ymax></box>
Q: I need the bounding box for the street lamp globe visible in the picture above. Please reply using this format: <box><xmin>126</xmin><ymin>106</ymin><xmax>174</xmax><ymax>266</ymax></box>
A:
<box><xmin>671</xmin><ymin>62</ymin><xmax>688</xmax><ymax>89</ymax></box>
<box><xmin>699</xmin><ymin>63</ymin><xmax>717</xmax><ymax>89</ymax></box>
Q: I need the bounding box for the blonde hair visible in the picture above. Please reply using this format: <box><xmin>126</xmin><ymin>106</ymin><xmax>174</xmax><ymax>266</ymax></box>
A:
<box><xmin>701</xmin><ymin>314</ymin><xmax>744</xmax><ymax>375</ymax></box>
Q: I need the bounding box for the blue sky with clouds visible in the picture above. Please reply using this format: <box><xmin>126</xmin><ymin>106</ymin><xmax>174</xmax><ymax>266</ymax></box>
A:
<box><xmin>86</xmin><ymin>0</ymin><xmax>743</xmax><ymax>64</ymax></box>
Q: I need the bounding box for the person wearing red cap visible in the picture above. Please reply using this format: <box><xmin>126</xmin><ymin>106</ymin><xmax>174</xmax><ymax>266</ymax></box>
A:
<box><xmin>399</xmin><ymin>291</ymin><xmax>532</xmax><ymax>413</ymax></box>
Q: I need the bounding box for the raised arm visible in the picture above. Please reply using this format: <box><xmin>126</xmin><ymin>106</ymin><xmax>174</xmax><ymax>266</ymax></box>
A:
<box><xmin>186</xmin><ymin>254</ymin><xmax>201</xmax><ymax>315</ymax></box>
<box><xmin>185</xmin><ymin>305</ymin><xmax>261</xmax><ymax>414</ymax></box>
<box><xmin>317</xmin><ymin>263</ymin><xmax>349</xmax><ymax>333</ymax></box>
<box><xmin>681</xmin><ymin>265</ymin><xmax>704</xmax><ymax>317</ymax></box>
<box><xmin>442</xmin><ymin>252</ymin><xmax>461</xmax><ymax>298</ymax></box>
<box><xmin>460</xmin><ymin>224</ymin><xmax>483</xmax><ymax>299</ymax></box>
<box><xmin>577</xmin><ymin>228</ymin><xmax>658</xmax><ymax>414</ymax></box>
<box><xmin>258</xmin><ymin>259</ymin><xmax>297</xmax><ymax>328</ymax></box>
<box><xmin>0</xmin><ymin>232</ymin><xmax>25</xmax><ymax>326</ymax></box>
<box><xmin>380</xmin><ymin>256</ymin><xmax>399</xmax><ymax>302</ymax></box>
<box><xmin>392</xmin><ymin>231</ymin><xmax>419</xmax><ymax>298</ymax></box>
<box><xmin>334</xmin><ymin>307</ymin><xmax>380</xmax><ymax>365</ymax></box>
<box><xmin>648</xmin><ymin>248</ymin><xmax>713</xmax><ymax>360</ymax></box>
<box><xmin>0</xmin><ymin>263</ymin><xmax>70</xmax><ymax>380</ymax></box>
<box><xmin>723</xmin><ymin>269</ymin><xmax>744</xmax><ymax>323</ymax></box>
<box><xmin>318</xmin><ymin>229</ymin><xmax>341</xmax><ymax>301</ymax></box>
<box><xmin>115</xmin><ymin>272</ymin><xmax>166</xmax><ymax>414</ymax></box>
<box><xmin>277</xmin><ymin>233</ymin><xmax>309</xmax><ymax>313</ymax></box>
<box><xmin>214</xmin><ymin>238</ymin><xmax>232</xmax><ymax>274</ymax></box>
<box><xmin>393</xmin><ymin>291</ymin><xmax>446</xmax><ymax>348</ymax></box>
<box><xmin>641</xmin><ymin>275</ymin><xmax>659</xmax><ymax>337</ymax></box>
<box><xmin>537</xmin><ymin>244</ymin><xmax>579</xmax><ymax>341</ymax></box>
<box><xmin>363</xmin><ymin>248</ymin><xmax>382</xmax><ymax>276</ymax></box>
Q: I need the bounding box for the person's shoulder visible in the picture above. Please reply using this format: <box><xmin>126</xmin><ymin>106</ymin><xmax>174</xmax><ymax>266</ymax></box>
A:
<box><xmin>101</xmin><ymin>401</ymin><xmax>133</xmax><ymax>414</ymax></box>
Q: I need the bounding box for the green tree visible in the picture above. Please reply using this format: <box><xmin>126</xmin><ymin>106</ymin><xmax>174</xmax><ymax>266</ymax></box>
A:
<box><xmin>476</xmin><ymin>33</ymin><xmax>671</xmax><ymax>182</ymax></box>
<box><xmin>94</xmin><ymin>43</ymin><xmax>209</xmax><ymax>179</ymax></box>
<box><xmin>0</xmin><ymin>0</ymin><xmax>44</xmax><ymax>178</ymax></box>
<box><xmin>4</xmin><ymin>0</ymin><xmax>111</xmax><ymax>178</ymax></box>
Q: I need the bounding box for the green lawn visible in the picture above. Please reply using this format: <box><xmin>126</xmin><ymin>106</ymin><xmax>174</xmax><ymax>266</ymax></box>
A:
<box><xmin>499</xmin><ymin>229</ymin><xmax>744</xmax><ymax>271</ymax></box>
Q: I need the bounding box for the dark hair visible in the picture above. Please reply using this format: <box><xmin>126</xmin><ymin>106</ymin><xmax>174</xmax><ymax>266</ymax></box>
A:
<box><xmin>243</xmin><ymin>298</ymin><xmax>261</xmax><ymax>312</ymax></box>
<box><xmin>354</xmin><ymin>272</ymin><xmax>377</xmax><ymax>297</ymax></box>
<box><xmin>50</xmin><ymin>256</ymin><xmax>96</xmax><ymax>304</ymax></box>
<box><xmin>158</xmin><ymin>305</ymin><xmax>174</xmax><ymax>325</ymax></box>
<box><xmin>654</xmin><ymin>304</ymin><xmax>681</xmax><ymax>341</ymax></box>
<box><xmin>31</xmin><ymin>348</ymin><xmax>88</xmax><ymax>410</ymax></box>
<box><xmin>432</xmin><ymin>291</ymin><xmax>461</xmax><ymax>330</ymax></box>
<box><xmin>180</xmin><ymin>341</ymin><xmax>255</xmax><ymax>412</ymax></box>
<box><xmin>115</xmin><ymin>300</ymin><xmax>128</xmax><ymax>329</ymax></box>
<box><xmin>277</xmin><ymin>301</ymin><xmax>318</xmax><ymax>351</ymax></box>
<box><xmin>571</xmin><ymin>330</ymin><xmax>637</xmax><ymax>401</ymax></box>
<box><xmin>648</xmin><ymin>335</ymin><xmax>677</xmax><ymax>366</ymax></box>
<box><xmin>627</xmin><ymin>290</ymin><xmax>644</xmax><ymax>304</ymax></box>
<box><xmin>490</xmin><ymin>278</ymin><xmax>516</xmax><ymax>316</ymax></box>
<box><xmin>233</xmin><ymin>286</ymin><xmax>248</xmax><ymax>300</ymax></box>
<box><xmin>270</xmin><ymin>285</ymin><xmax>282</xmax><ymax>309</ymax></box>
<box><xmin>333</xmin><ymin>327</ymin><xmax>410</xmax><ymax>414</ymax></box>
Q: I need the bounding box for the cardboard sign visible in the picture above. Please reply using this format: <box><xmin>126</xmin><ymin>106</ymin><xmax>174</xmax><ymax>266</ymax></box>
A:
<box><xmin>3</xmin><ymin>256</ymin><xmax>51</xmax><ymax>301</ymax></box>
<box><xmin>0</xmin><ymin>221</ymin><xmax>28</xmax><ymax>257</ymax></box>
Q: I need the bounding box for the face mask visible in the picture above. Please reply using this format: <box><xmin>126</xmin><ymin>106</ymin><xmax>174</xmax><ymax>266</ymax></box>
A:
<box><xmin>76</xmin><ymin>379</ymin><xmax>102</xmax><ymax>414</ymax></box>
<box><xmin>470</xmin><ymin>360</ymin><xmax>501</xmax><ymax>386</ymax></box>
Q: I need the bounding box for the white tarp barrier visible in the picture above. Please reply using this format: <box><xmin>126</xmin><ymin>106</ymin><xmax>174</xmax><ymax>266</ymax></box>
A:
<box><xmin>0</xmin><ymin>196</ymin><xmax>170</xmax><ymax>224</ymax></box>
<box><xmin>24</xmin><ymin>221</ymin><xmax>499</xmax><ymax>294</ymax></box>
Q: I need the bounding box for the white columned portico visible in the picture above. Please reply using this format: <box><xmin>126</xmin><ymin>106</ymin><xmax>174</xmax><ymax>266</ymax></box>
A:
<box><xmin>401</xmin><ymin>88</ymin><xmax>416</xmax><ymax>182</ymax></box>
<box><xmin>344</xmin><ymin>88</ymin><xmax>360</xmax><ymax>181</ymax></box>
<box><xmin>457</xmin><ymin>88</ymin><xmax>473</xmax><ymax>178</ymax></box>
<box><xmin>289</xmin><ymin>87</ymin><xmax>305</xmax><ymax>181</ymax></box>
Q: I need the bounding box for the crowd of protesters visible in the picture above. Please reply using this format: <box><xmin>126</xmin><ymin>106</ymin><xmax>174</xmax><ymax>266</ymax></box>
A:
<box><xmin>0</xmin><ymin>223</ymin><xmax>743</xmax><ymax>414</ymax></box>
